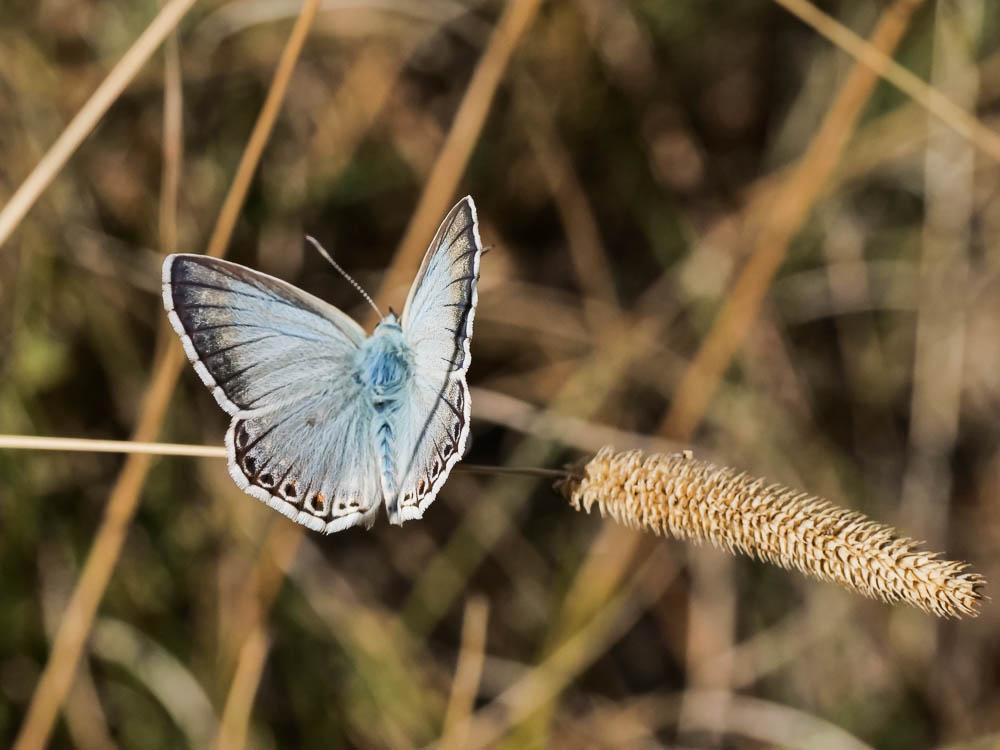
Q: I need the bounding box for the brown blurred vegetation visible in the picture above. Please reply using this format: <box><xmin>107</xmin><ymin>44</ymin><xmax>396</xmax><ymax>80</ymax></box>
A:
<box><xmin>2</xmin><ymin>0</ymin><xmax>1000</xmax><ymax>748</ymax></box>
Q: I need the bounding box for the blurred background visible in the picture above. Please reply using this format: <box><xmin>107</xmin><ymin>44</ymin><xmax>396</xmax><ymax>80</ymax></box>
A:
<box><xmin>2</xmin><ymin>0</ymin><xmax>1000</xmax><ymax>747</ymax></box>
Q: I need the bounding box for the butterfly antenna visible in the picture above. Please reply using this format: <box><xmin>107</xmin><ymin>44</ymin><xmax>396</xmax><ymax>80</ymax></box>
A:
<box><xmin>305</xmin><ymin>235</ymin><xmax>383</xmax><ymax>318</ymax></box>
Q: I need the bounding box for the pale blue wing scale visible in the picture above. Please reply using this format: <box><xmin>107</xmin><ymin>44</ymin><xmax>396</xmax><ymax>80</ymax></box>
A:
<box><xmin>393</xmin><ymin>196</ymin><xmax>482</xmax><ymax>522</ymax></box>
<box><xmin>162</xmin><ymin>254</ymin><xmax>365</xmax><ymax>416</ymax></box>
<box><xmin>163</xmin><ymin>254</ymin><xmax>381</xmax><ymax>533</ymax></box>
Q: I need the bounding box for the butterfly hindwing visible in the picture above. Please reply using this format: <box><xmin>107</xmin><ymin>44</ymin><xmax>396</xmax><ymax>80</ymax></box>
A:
<box><xmin>393</xmin><ymin>196</ymin><xmax>482</xmax><ymax>521</ymax></box>
<box><xmin>226</xmin><ymin>386</ymin><xmax>382</xmax><ymax>533</ymax></box>
<box><xmin>163</xmin><ymin>254</ymin><xmax>383</xmax><ymax>532</ymax></box>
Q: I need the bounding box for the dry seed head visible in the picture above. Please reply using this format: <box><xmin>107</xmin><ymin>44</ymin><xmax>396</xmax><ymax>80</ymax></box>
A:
<box><xmin>558</xmin><ymin>448</ymin><xmax>986</xmax><ymax>618</ymax></box>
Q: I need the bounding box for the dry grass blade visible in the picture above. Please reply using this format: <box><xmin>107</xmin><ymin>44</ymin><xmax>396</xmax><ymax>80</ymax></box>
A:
<box><xmin>664</xmin><ymin>0</ymin><xmax>921</xmax><ymax>440</ymax></box>
<box><xmin>401</xmin><ymin>316</ymin><xmax>666</xmax><ymax>635</ymax></box>
<box><xmin>370</xmin><ymin>0</ymin><xmax>543</xmax><ymax>320</ymax></box>
<box><xmin>448</xmin><ymin>546</ymin><xmax>678</xmax><ymax>750</ymax></box>
<box><xmin>516</xmin><ymin>74</ymin><xmax>620</xmax><ymax>330</ymax></box>
<box><xmin>0</xmin><ymin>0</ymin><xmax>198</xmax><ymax>250</ymax></box>
<box><xmin>439</xmin><ymin>596</ymin><xmax>490</xmax><ymax>750</ymax></box>
<box><xmin>11</xmin><ymin>342</ymin><xmax>184</xmax><ymax>750</ymax></box>
<box><xmin>159</xmin><ymin>12</ymin><xmax>184</xmax><ymax>254</ymax></box>
<box><xmin>659</xmin><ymin>0</ymin><xmax>924</xmax><ymax>737</ymax></box>
<box><xmin>36</xmin><ymin>549</ymin><xmax>118</xmax><ymax>750</ymax></box>
<box><xmin>523</xmin><ymin>4</ymin><xmax>926</xmax><ymax>741</ymax></box>
<box><xmin>212</xmin><ymin>519</ymin><xmax>304</xmax><ymax>742</ymax></box>
<box><xmin>10</xmin><ymin>3</ymin><xmax>322</xmax><ymax>747</ymax></box>
<box><xmin>773</xmin><ymin>0</ymin><xmax>1000</xmax><ymax>163</ymax></box>
<box><xmin>901</xmin><ymin>1</ymin><xmax>977</xmax><ymax>548</ymax></box>
<box><xmin>213</xmin><ymin>626</ymin><xmax>271</xmax><ymax>750</ymax></box>
<box><xmin>560</xmin><ymin>448</ymin><xmax>986</xmax><ymax>618</ymax></box>
<box><xmin>204</xmin><ymin>0</ymin><xmax>321</xmax><ymax>260</ymax></box>
<box><xmin>576</xmin><ymin>690</ymin><xmax>874</xmax><ymax>750</ymax></box>
<box><xmin>90</xmin><ymin>618</ymin><xmax>218</xmax><ymax>747</ymax></box>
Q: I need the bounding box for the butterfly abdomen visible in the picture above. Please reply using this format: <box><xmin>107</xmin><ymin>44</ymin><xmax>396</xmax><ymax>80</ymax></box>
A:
<box><xmin>374</xmin><ymin>418</ymin><xmax>401</xmax><ymax>523</ymax></box>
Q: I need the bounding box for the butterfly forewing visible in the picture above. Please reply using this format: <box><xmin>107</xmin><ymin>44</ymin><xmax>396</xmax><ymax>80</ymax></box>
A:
<box><xmin>163</xmin><ymin>254</ymin><xmax>383</xmax><ymax>532</ymax></box>
<box><xmin>394</xmin><ymin>196</ymin><xmax>483</xmax><ymax>521</ymax></box>
<box><xmin>163</xmin><ymin>255</ymin><xmax>365</xmax><ymax>414</ymax></box>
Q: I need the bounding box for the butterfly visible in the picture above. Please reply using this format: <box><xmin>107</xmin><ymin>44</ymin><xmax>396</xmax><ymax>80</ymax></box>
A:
<box><xmin>162</xmin><ymin>196</ymin><xmax>482</xmax><ymax>533</ymax></box>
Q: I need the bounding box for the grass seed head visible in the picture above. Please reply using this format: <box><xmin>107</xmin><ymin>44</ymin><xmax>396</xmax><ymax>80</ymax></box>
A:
<box><xmin>558</xmin><ymin>447</ymin><xmax>986</xmax><ymax>618</ymax></box>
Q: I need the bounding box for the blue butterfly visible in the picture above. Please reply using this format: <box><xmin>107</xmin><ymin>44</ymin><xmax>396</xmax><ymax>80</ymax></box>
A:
<box><xmin>162</xmin><ymin>196</ymin><xmax>482</xmax><ymax>533</ymax></box>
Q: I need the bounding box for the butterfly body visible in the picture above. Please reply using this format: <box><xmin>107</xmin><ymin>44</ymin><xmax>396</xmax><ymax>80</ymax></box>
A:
<box><xmin>163</xmin><ymin>196</ymin><xmax>483</xmax><ymax>533</ymax></box>
<box><xmin>357</xmin><ymin>315</ymin><xmax>411</xmax><ymax>405</ymax></box>
<box><xmin>357</xmin><ymin>314</ymin><xmax>413</xmax><ymax>522</ymax></box>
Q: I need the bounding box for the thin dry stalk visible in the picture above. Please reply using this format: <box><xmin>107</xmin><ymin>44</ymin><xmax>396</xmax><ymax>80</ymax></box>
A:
<box><xmin>450</xmin><ymin>547</ymin><xmax>678</xmax><ymax>750</ymax></box>
<box><xmin>11</xmin><ymin>343</ymin><xmax>184</xmax><ymax>750</ymax></box>
<box><xmin>659</xmin><ymin>1</ymin><xmax>923</xmax><ymax>733</ymax></box>
<box><xmin>210</xmin><ymin>519</ymin><xmax>303</xmax><ymax>750</ymax></box>
<box><xmin>203</xmin><ymin>0</ymin><xmax>321</xmax><ymax>260</ymax></box>
<box><xmin>10</xmin><ymin>5</ymin><xmax>321</xmax><ymax>748</ymax></box>
<box><xmin>560</xmin><ymin>448</ymin><xmax>986</xmax><ymax>618</ymax></box>
<box><xmin>516</xmin><ymin>75</ymin><xmax>620</xmax><ymax>331</ymax></box>
<box><xmin>519</xmin><ymin>5</ymin><xmax>923</xmax><ymax>735</ymax></box>
<box><xmin>664</xmin><ymin>0</ymin><xmax>921</xmax><ymax>439</ymax></box>
<box><xmin>902</xmin><ymin>1</ymin><xmax>978</xmax><ymax>547</ymax></box>
<box><xmin>400</xmin><ymin>316</ymin><xmax>666</xmax><ymax>636</ymax></box>
<box><xmin>0</xmin><ymin>0</ymin><xmax>198</xmax><ymax>249</ymax></box>
<box><xmin>470</xmin><ymin>387</ymin><xmax>681</xmax><ymax>455</ymax></box>
<box><xmin>371</xmin><ymin>0</ymin><xmax>543</xmax><ymax>321</ymax></box>
<box><xmin>37</xmin><ymin>549</ymin><xmax>119</xmax><ymax>750</ymax></box>
<box><xmin>213</xmin><ymin>626</ymin><xmax>271</xmax><ymax>750</ymax></box>
<box><xmin>0</xmin><ymin>434</ymin><xmax>226</xmax><ymax>457</ymax></box>
<box><xmin>439</xmin><ymin>596</ymin><xmax>490</xmax><ymax>750</ymax></box>
<box><xmin>773</xmin><ymin>0</ymin><xmax>1000</xmax><ymax>164</ymax></box>
<box><xmin>220</xmin><ymin>519</ymin><xmax>303</xmax><ymax>687</ymax></box>
<box><xmin>572</xmin><ymin>690</ymin><xmax>874</xmax><ymax>750</ymax></box>
<box><xmin>159</xmin><ymin>16</ymin><xmax>184</xmax><ymax>254</ymax></box>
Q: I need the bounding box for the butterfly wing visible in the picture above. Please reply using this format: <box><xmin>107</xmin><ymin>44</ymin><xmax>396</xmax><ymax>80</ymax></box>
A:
<box><xmin>393</xmin><ymin>196</ymin><xmax>483</xmax><ymax>522</ymax></box>
<box><xmin>226</xmin><ymin>392</ymin><xmax>382</xmax><ymax>533</ymax></box>
<box><xmin>163</xmin><ymin>254</ymin><xmax>365</xmax><ymax>414</ymax></box>
<box><xmin>163</xmin><ymin>254</ymin><xmax>382</xmax><ymax>532</ymax></box>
